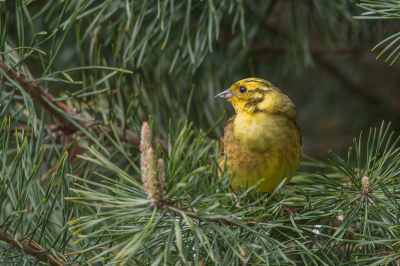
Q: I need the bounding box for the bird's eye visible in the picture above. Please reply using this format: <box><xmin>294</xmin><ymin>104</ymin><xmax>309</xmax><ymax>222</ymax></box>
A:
<box><xmin>239</xmin><ymin>87</ymin><xmax>247</xmax><ymax>93</ymax></box>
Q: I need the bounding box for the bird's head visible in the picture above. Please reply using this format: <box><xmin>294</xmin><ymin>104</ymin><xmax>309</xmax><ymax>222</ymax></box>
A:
<box><xmin>215</xmin><ymin>78</ymin><xmax>296</xmax><ymax>116</ymax></box>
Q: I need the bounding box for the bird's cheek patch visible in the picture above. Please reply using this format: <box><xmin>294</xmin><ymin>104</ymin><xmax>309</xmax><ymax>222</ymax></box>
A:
<box><xmin>245</xmin><ymin>96</ymin><xmax>263</xmax><ymax>108</ymax></box>
<box><xmin>244</xmin><ymin>92</ymin><xmax>264</xmax><ymax>110</ymax></box>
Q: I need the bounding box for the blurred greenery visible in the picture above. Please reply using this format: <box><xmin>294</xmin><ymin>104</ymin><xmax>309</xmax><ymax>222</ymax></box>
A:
<box><xmin>1</xmin><ymin>0</ymin><xmax>400</xmax><ymax>265</ymax></box>
<box><xmin>2</xmin><ymin>0</ymin><xmax>400</xmax><ymax>163</ymax></box>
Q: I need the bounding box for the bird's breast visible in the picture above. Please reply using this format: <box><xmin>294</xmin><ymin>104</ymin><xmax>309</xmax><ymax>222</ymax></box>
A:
<box><xmin>222</xmin><ymin>111</ymin><xmax>302</xmax><ymax>192</ymax></box>
<box><xmin>232</xmin><ymin>112</ymin><xmax>293</xmax><ymax>152</ymax></box>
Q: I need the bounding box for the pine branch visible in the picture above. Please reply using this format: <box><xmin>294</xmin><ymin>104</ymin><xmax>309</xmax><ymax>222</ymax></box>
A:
<box><xmin>0</xmin><ymin>50</ymin><xmax>167</xmax><ymax>150</ymax></box>
<box><xmin>312</xmin><ymin>55</ymin><xmax>379</xmax><ymax>105</ymax></box>
<box><xmin>165</xmin><ymin>203</ymin><xmax>267</xmax><ymax>228</ymax></box>
<box><xmin>313</xmin><ymin>55</ymin><xmax>400</xmax><ymax>118</ymax></box>
<box><xmin>254</xmin><ymin>44</ymin><xmax>400</xmax><ymax>59</ymax></box>
<box><xmin>0</xmin><ymin>230</ymin><xmax>64</xmax><ymax>266</ymax></box>
<box><xmin>0</xmin><ymin>61</ymin><xmax>70</xmax><ymax>125</ymax></box>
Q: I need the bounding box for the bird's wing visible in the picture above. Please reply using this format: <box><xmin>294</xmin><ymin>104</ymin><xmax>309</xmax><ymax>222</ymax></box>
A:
<box><xmin>290</xmin><ymin>117</ymin><xmax>302</xmax><ymax>145</ymax></box>
<box><xmin>218</xmin><ymin>115</ymin><xmax>236</xmax><ymax>160</ymax></box>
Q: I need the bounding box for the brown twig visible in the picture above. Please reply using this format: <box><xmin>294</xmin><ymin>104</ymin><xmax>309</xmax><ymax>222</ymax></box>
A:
<box><xmin>0</xmin><ymin>46</ymin><xmax>168</xmax><ymax>266</ymax></box>
<box><xmin>253</xmin><ymin>44</ymin><xmax>379</xmax><ymax>59</ymax></box>
<box><xmin>0</xmin><ymin>231</ymin><xmax>64</xmax><ymax>266</ymax></box>
<box><xmin>312</xmin><ymin>55</ymin><xmax>380</xmax><ymax>106</ymax></box>
<box><xmin>258</xmin><ymin>22</ymin><xmax>400</xmax><ymax>123</ymax></box>
<box><xmin>0</xmin><ymin>62</ymin><xmax>71</xmax><ymax>125</ymax></box>
<box><xmin>0</xmin><ymin>46</ymin><xmax>168</xmax><ymax>151</ymax></box>
<box><xmin>165</xmin><ymin>203</ymin><xmax>267</xmax><ymax>228</ymax></box>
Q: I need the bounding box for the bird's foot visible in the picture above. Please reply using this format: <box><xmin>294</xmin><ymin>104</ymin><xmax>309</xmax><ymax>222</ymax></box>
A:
<box><xmin>273</xmin><ymin>192</ymin><xmax>296</xmax><ymax>216</ymax></box>
<box><xmin>282</xmin><ymin>204</ymin><xmax>297</xmax><ymax>216</ymax></box>
<box><xmin>234</xmin><ymin>191</ymin><xmax>242</xmax><ymax>207</ymax></box>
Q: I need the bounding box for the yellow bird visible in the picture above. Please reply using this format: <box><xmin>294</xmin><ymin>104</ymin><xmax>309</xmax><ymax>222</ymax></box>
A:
<box><xmin>215</xmin><ymin>78</ymin><xmax>302</xmax><ymax>195</ymax></box>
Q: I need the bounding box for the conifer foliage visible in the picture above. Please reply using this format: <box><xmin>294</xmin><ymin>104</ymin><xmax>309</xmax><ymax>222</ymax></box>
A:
<box><xmin>1</xmin><ymin>0</ymin><xmax>400</xmax><ymax>265</ymax></box>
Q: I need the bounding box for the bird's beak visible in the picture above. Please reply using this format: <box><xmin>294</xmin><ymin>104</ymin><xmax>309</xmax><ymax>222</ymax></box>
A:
<box><xmin>215</xmin><ymin>89</ymin><xmax>234</xmax><ymax>99</ymax></box>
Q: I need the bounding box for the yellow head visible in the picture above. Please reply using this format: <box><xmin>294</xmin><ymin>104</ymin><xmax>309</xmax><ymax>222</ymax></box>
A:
<box><xmin>215</xmin><ymin>78</ymin><xmax>296</xmax><ymax>117</ymax></box>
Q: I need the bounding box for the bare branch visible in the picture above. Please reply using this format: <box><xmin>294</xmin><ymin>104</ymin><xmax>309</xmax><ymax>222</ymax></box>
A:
<box><xmin>0</xmin><ymin>231</ymin><xmax>64</xmax><ymax>266</ymax></box>
<box><xmin>0</xmin><ymin>47</ymin><xmax>167</xmax><ymax>151</ymax></box>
